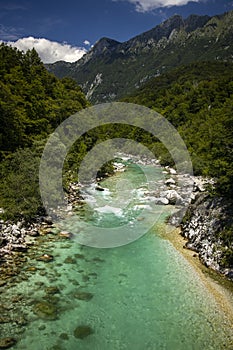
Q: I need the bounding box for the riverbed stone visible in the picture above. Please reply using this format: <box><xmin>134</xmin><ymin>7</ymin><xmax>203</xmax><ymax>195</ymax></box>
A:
<box><xmin>74</xmin><ymin>254</ymin><xmax>85</xmax><ymax>259</ymax></box>
<box><xmin>0</xmin><ymin>337</ymin><xmax>17</xmax><ymax>349</ymax></box>
<box><xmin>165</xmin><ymin>178</ymin><xmax>176</xmax><ymax>185</ymax></box>
<box><xmin>154</xmin><ymin>198</ymin><xmax>169</xmax><ymax>205</ymax></box>
<box><xmin>59</xmin><ymin>333</ymin><xmax>69</xmax><ymax>340</ymax></box>
<box><xmin>45</xmin><ymin>286</ymin><xmax>60</xmax><ymax>295</ymax></box>
<box><xmin>37</xmin><ymin>254</ymin><xmax>54</xmax><ymax>262</ymax></box>
<box><xmin>0</xmin><ymin>280</ymin><xmax>7</xmax><ymax>287</ymax></box>
<box><xmin>73</xmin><ymin>325</ymin><xmax>94</xmax><ymax>339</ymax></box>
<box><xmin>58</xmin><ymin>231</ymin><xmax>71</xmax><ymax>239</ymax></box>
<box><xmin>92</xmin><ymin>257</ymin><xmax>105</xmax><ymax>263</ymax></box>
<box><xmin>64</xmin><ymin>256</ymin><xmax>76</xmax><ymax>264</ymax></box>
<box><xmin>95</xmin><ymin>186</ymin><xmax>104</xmax><ymax>191</ymax></box>
<box><xmin>73</xmin><ymin>291</ymin><xmax>93</xmax><ymax>301</ymax></box>
<box><xmin>0</xmin><ymin>316</ymin><xmax>11</xmax><ymax>324</ymax></box>
<box><xmin>33</xmin><ymin>301</ymin><xmax>58</xmax><ymax>320</ymax></box>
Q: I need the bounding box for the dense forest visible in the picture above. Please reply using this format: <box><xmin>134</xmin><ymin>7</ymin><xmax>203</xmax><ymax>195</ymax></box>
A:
<box><xmin>0</xmin><ymin>44</ymin><xmax>90</xmax><ymax>220</ymax></box>
<box><xmin>123</xmin><ymin>61</ymin><xmax>233</xmax><ymax>199</ymax></box>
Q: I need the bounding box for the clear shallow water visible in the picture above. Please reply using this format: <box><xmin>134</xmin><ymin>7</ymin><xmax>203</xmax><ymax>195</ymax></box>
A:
<box><xmin>1</xmin><ymin>161</ymin><xmax>232</xmax><ymax>349</ymax></box>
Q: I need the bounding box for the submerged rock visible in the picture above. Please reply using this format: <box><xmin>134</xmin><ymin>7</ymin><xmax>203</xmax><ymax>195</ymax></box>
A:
<box><xmin>33</xmin><ymin>301</ymin><xmax>58</xmax><ymax>320</ymax></box>
<box><xmin>73</xmin><ymin>325</ymin><xmax>94</xmax><ymax>339</ymax></box>
<box><xmin>73</xmin><ymin>291</ymin><xmax>93</xmax><ymax>301</ymax></box>
<box><xmin>59</xmin><ymin>333</ymin><xmax>69</xmax><ymax>340</ymax></box>
<box><xmin>82</xmin><ymin>275</ymin><xmax>90</xmax><ymax>282</ymax></box>
<box><xmin>45</xmin><ymin>286</ymin><xmax>60</xmax><ymax>295</ymax></box>
<box><xmin>0</xmin><ymin>317</ymin><xmax>11</xmax><ymax>324</ymax></box>
<box><xmin>37</xmin><ymin>254</ymin><xmax>54</xmax><ymax>262</ymax></box>
<box><xmin>92</xmin><ymin>257</ymin><xmax>105</xmax><ymax>263</ymax></box>
<box><xmin>39</xmin><ymin>228</ymin><xmax>54</xmax><ymax>235</ymax></box>
<box><xmin>0</xmin><ymin>280</ymin><xmax>7</xmax><ymax>287</ymax></box>
<box><xmin>64</xmin><ymin>256</ymin><xmax>76</xmax><ymax>264</ymax></box>
<box><xmin>0</xmin><ymin>337</ymin><xmax>17</xmax><ymax>349</ymax></box>
<box><xmin>74</xmin><ymin>254</ymin><xmax>85</xmax><ymax>259</ymax></box>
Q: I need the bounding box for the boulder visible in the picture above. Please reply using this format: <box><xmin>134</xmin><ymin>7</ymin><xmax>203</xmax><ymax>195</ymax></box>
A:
<box><xmin>95</xmin><ymin>186</ymin><xmax>104</xmax><ymax>191</ymax></box>
<box><xmin>165</xmin><ymin>178</ymin><xmax>176</xmax><ymax>185</ymax></box>
<box><xmin>154</xmin><ymin>198</ymin><xmax>169</xmax><ymax>205</ymax></box>
<box><xmin>169</xmin><ymin>168</ymin><xmax>177</xmax><ymax>175</ymax></box>
<box><xmin>162</xmin><ymin>190</ymin><xmax>182</xmax><ymax>205</ymax></box>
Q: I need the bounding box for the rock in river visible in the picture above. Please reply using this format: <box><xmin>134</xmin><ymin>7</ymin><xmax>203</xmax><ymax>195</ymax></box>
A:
<box><xmin>36</xmin><ymin>254</ymin><xmax>54</xmax><ymax>262</ymax></box>
<box><xmin>74</xmin><ymin>325</ymin><xmax>94</xmax><ymax>339</ymax></box>
<box><xmin>73</xmin><ymin>291</ymin><xmax>93</xmax><ymax>301</ymax></box>
<box><xmin>0</xmin><ymin>337</ymin><xmax>17</xmax><ymax>349</ymax></box>
<box><xmin>33</xmin><ymin>301</ymin><xmax>58</xmax><ymax>320</ymax></box>
<box><xmin>154</xmin><ymin>198</ymin><xmax>169</xmax><ymax>205</ymax></box>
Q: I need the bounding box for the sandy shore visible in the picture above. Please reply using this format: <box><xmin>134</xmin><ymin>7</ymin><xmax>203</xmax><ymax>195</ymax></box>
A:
<box><xmin>160</xmin><ymin>225</ymin><xmax>233</xmax><ymax>331</ymax></box>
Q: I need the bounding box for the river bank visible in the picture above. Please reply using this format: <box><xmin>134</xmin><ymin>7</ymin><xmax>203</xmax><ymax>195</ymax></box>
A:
<box><xmin>162</xmin><ymin>226</ymin><xmax>233</xmax><ymax>332</ymax></box>
<box><xmin>0</xmin><ymin>157</ymin><xmax>233</xmax><ymax>349</ymax></box>
<box><xmin>1</xmin><ymin>155</ymin><xmax>232</xmax><ymax>284</ymax></box>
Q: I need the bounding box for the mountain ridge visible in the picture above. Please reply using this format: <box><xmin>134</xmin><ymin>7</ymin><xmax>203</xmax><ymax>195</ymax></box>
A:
<box><xmin>46</xmin><ymin>10</ymin><xmax>233</xmax><ymax>103</ymax></box>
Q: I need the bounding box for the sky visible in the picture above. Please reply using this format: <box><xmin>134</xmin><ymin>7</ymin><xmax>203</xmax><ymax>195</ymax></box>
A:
<box><xmin>0</xmin><ymin>0</ymin><xmax>232</xmax><ymax>63</ymax></box>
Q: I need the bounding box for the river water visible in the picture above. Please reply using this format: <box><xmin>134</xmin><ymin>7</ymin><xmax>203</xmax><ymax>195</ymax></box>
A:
<box><xmin>1</xmin><ymin>159</ymin><xmax>232</xmax><ymax>349</ymax></box>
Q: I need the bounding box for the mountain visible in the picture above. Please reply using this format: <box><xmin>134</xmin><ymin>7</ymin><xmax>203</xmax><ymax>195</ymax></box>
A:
<box><xmin>46</xmin><ymin>10</ymin><xmax>233</xmax><ymax>103</ymax></box>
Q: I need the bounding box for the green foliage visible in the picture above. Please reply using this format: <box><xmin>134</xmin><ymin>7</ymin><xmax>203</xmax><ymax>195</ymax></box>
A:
<box><xmin>0</xmin><ymin>144</ymin><xmax>44</xmax><ymax>221</ymax></box>
<box><xmin>220</xmin><ymin>249</ymin><xmax>233</xmax><ymax>268</ymax></box>
<box><xmin>123</xmin><ymin>61</ymin><xmax>233</xmax><ymax>198</ymax></box>
<box><xmin>219</xmin><ymin>229</ymin><xmax>233</xmax><ymax>248</ymax></box>
<box><xmin>0</xmin><ymin>44</ymin><xmax>89</xmax><ymax>220</ymax></box>
<box><xmin>0</xmin><ymin>43</ymin><xmax>89</xmax><ymax>158</ymax></box>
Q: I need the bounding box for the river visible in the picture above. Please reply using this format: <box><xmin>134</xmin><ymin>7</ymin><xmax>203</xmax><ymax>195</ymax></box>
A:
<box><xmin>1</xmin><ymin>158</ymin><xmax>232</xmax><ymax>349</ymax></box>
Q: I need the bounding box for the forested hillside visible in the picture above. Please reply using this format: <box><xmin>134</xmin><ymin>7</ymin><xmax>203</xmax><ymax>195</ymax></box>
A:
<box><xmin>0</xmin><ymin>44</ymin><xmax>89</xmax><ymax>220</ymax></box>
<box><xmin>123</xmin><ymin>61</ymin><xmax>233</xmax><ymax>199</ymax></box>
<box><xmin>0</xmin><ymin>43</ymin><xmax>88</xmax><ymax>157</ymax></box>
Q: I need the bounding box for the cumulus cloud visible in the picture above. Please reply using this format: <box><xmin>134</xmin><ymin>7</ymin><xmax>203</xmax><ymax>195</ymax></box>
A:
<box><xmin>3</xmin><ymin>37</ymin><xmax>87</xmax><ymax>63</ymax></box>
<box><xmin>114</xmin><ymin>0</ymin><xmax>201</xmax><ymax>12</ymax></box>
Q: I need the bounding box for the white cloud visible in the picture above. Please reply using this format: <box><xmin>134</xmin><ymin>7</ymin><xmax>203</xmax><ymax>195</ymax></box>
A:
<box><xmin>2</xmin><ymin>37</ymin><xmax>87</xmax><ymax>63</ymax></box>
<box><xmin>114</xmin><ymin>0</ymin><xmax>201</xmax><ymax>12</ymax></box>
<box><xmin>83</xmin><ymin>39</ymin><xmax>91</xmax><ymax>46</ymax></box>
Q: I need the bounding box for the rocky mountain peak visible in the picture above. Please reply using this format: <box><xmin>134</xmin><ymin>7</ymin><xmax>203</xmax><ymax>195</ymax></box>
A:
<box><xmin>46</xmin><ymin>10</ymin><xmax>233</xmax><ymax>103</ymax></box>
<box><xmin>90</xmin><ymin>37</ymin><xmax>121</xmax><ymax>57</ymax></box>
<box><xmin>184</xmin><ymin>14</ymin><xmax>210</xmax><ymax>32</ymax></box>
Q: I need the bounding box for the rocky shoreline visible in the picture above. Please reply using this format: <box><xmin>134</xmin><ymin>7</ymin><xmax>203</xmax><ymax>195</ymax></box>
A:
<box><xmin>0</xmin><ymin>157</ymin><xmax>233</xmax><ymax>348</ymax></box>
<box><xmin>180</xmin><ymin>193</ymin><xmax>233</xmax><ymax>280</ymax></box>
<box><xmin>0</xmin><ymin>158</ymin><xmax>232</xmax><ymax>286</ymax></box>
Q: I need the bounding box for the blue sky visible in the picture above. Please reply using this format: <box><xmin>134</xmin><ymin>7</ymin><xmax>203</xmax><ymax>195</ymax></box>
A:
<box><xmin>0</xmin><ymin>0</ymin><xmax>232</xmax><ymax>62</ymax></box>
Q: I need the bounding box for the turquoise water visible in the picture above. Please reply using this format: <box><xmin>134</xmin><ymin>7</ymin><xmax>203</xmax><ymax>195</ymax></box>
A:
<box><xmin>1</xmin><ymin>161</ymin><xmax>232</xmax><ymax>349</ymax></box>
